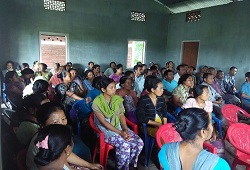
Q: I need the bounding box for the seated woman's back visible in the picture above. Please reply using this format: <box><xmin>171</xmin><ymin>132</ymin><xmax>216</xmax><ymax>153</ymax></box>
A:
<box><xmin>158</xmin><ymin>108</ymin><xmax>230</xmax><ymax>170</ymax></box>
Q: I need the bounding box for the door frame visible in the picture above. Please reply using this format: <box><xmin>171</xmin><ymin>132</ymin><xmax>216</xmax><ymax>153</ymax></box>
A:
<box><xmin>180</xmin><ymin>40</ymin><xmax>200</xmax><ymax>69</ymax></box>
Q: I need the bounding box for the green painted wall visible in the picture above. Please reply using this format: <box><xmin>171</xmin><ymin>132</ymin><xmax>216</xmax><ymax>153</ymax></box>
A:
<box><xmin>166</xmin><ymin>1</ymin><xmax>250</xmax><ymax>88</ymax></box>
<box><xmin>0</xmin><ymin>0</ymin><xmax>170</xmax><ymax>71</ymax></box>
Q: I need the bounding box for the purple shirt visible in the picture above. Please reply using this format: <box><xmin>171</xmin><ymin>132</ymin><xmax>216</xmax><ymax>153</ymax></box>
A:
<box><xmin>109</xmin><ymin>73</ymin><xmax>123</xmax><ymax>83</ymax></box>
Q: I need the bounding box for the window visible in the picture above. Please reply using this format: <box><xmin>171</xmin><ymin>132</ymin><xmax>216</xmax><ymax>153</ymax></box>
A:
<box><xmin>40</xmin><ymin>33</ymin><xmax>67</xmax><ymax>68</ymax></box>
<box><xmin>127</xmin><ymin>40</ymin><xmax>146</xmax><ymax>68</ymax></box>
<box><xmin>186</xmin><ymin>11</ymin><xmax>201</xmax><ymax>22</ymax></box>
<box><xmin>131</xmin><ymin>11</ymin><xmax>146</xmax><ymax>22</ymax></box>
<box><xmin>44</xmin><ymin>0</ymin><xmax>66</xmax><ymax>11</ymax></box>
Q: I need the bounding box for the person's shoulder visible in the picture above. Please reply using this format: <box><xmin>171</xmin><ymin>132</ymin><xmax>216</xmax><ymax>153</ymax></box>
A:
<box><xmin>171</xmin><ymin>79</ymin><xmax>178</xmax><ymax>84</ymax></box>
<box><xmin>157</xmin><ymin>96</ymin><xmax>166</xmax><ymax>101</ymax></box>
<box><xmin>214</xmin><ymin>157</ymin><xmax>230</xmax><ymax>170</ymax></box>
<box><xmin>205</xmin><ymin>100</ymin><xmax>213</xmax><ymax>105</ymax></box>
<box><xmin>186</xmin><ymin>98</ymin><xmax>196</xmax><ymax>102</ymax></box>
<box><xmin>139</xmin><ymin>94</ymin><xmax>150</xmax><ymax>101</ymax></box>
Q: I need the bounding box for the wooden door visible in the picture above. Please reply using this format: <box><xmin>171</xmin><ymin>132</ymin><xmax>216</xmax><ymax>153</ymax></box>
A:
<box><xmin>182</xmin><ymin>41</ymin><xmax>199</xmax><ymax>69</ymax></box>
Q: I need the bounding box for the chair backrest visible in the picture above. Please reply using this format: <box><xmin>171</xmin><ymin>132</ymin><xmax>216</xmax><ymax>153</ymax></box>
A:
<box><xmin>156</xmin><ymin>123</ymin><xmax>182</xmax><ymax>148</ymax></box>
<box><xmin>227</xmin><ymin>123</ymin><xmax>250</xmax><ymax>155</ymax></box>
<box><xmin>221</xmin><ymin>104</ymin><xmax>250</xmax><ymax>126</ymax></box>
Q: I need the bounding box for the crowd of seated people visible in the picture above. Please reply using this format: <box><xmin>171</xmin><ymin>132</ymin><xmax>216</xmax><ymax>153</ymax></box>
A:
<box><xmin>1</xmin><ymin>58</ymin><xmax>249</xmax><ymax>169</ymax></box>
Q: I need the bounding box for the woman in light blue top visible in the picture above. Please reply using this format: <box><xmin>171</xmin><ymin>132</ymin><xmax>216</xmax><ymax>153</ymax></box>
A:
<box><xmin>158</xmin><ymin>108</ymin><xmax>230</xmax><ymax>170</ymax></box>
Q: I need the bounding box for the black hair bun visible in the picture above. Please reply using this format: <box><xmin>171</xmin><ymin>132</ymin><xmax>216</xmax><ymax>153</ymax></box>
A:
<box><xmin>174</xmin><ymin>119</ymin><xmax>187</xmax><ymax>133</ymax></box>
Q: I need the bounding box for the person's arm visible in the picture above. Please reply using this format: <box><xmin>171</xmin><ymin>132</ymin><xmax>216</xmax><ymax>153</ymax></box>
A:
<box><xmin>10</xmin><ymin>85</ymin><xmax>23</xmax><ymax>96</ymax></box>
<box><xmin>172</xmin><ymin>95</ymin><xmax>183</xmax><ymax>107</ymax></box>
<box><xmin>136</xmin><ymin>97</ymin><xmax>149</xmax><ymax>123</ymax></box>
<box><xmin>241</xmin><ymin>92</ymin><xmax>250</xmax><ymax>99</ymax></box>
<box><xmin>94</xmin><ymin>110</ymin><xmax>129</xmax><ymax>140</ymax></box>
<box><xmin>67</xmin><ymin>152</ymin><xmax>103</xmax><ymax>169</ymax></box>
<box><xmin>66</xmin><ymin>91</ymin><xmax>83</xmax><ymax>100</ymax></box>
<box><xmin>119</xmin><ymin>114</ymin><xmax>130</xmax><ymax>140</ymax></box>
<box><xmin>131</xmin><ymin>90</ymin><xmax>138</xmax><ymax>106</ymax></box>
<box><xmin>161</xmin><ymin>98</ymin><xmax>168</xmax><ymax>124</ymax></box>
<box><xmin>94</xmin><ymin>110</ymin><xmax>122</xmax><ymax>135</ymax></box>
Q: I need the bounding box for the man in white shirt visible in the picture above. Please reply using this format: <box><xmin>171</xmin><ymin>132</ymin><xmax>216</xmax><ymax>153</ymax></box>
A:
<box><xmin>174</xmin><ymin>64</ymin><xmax>186</xmax><ymax>82</ymax></box>
<box><xmin>133</xmin><ymin>65</ymin><xmax>144</xmax><ymax>97</ymax></box>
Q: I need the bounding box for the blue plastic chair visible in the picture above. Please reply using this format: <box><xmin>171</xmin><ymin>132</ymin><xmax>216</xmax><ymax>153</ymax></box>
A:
<box><xmin>167</xmin><ymin>112</ymin><xmax>177</xmax><ymax>123</ymax></box>
<box><xmin>142</xmin><ymin>112</ymin><xmax>176</xmax><ymax>166</ymax></box>
<box><xmin>142</xmin><ymin>123</ymin><xmax>155</xmax><ymax>167</ymax></box>
<box><xmin>212</xmin><ymin>113</ymin><xmax>223</xmax><ymax>138</ymax></box>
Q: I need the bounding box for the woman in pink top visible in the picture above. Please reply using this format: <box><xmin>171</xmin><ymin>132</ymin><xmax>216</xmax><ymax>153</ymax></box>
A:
<box><xmin>109</xmin><ymin>64</ymin><xmax>123</xmax><ymax>83</ymax></box>
<box><xmin>182</xmin><ymin>85</ymin><xmax>212</xmax><ymax>114</ymax></box>
<box><xmin>116</xmin><ymin>76</ymin><xmax>138</xmax><ymax>123</ymax></box>
<box><xmin>182</xmin><ymin>85</ymin><xmax>217</xmax><ymax>141</ymax></box>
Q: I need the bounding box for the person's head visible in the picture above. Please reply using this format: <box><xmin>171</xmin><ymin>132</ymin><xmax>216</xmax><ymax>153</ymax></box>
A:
<box><xmin>160</xmin><ymin>68</ymin><xmax>167</xmax><ymax>77</ymax></box>
<box><xmin>149</xmin><ymin>62</ymin><xmax>155</xmax><ymax>67</ymax></box>
<box><xmin>178</xmin><ymin>74</ymin><xmax>193</xmax><ymax>87</ymax></box>
<box><xmin>34</xmin><ymin>124</ymin><xmax>73</xmax><ymax>168</ymax></box>
<box><xmin>187</xmin><ymin>66</ymin><xmax>195</xmax><ymax>75</ymax></box>
<box><xmin>84</xmin><ymin>70</ymin><xmax>95</xmax><ymax>81</ymax></box>
<box><xmin>32</xmin><ymin>79</ymin><xmax>49</xmax><ymax>95</ymax></box>
<box><xmin>114</xmin><ymin>64</ymin><xmax>123</xmax><ymax>74</ymax></box>
<box><xmin>182</xmin><ymin>64</ymin><xmax>188</xmax><ymax>73</ymax></box>
<box><xmin>164</xmin><ymin>70</ymin><xmax>174</xmax><ymax>81</ymax></box>
<box><xmin>149</xmin><ymin>65</ymin><xmax>158</xmax><ymax>75</ymax></box>
<box><xmin>57</xmin><ymin>71</ymin><xmax>71</xmax><ymax>83</ymax></box>
<box><xmin>92</xmin><ymin>76</ymin><xmax>103</xmax><ymax>90</ymax></box>
<box><xmin>143</xmin><ymin>68</ymin><xmax>153</xmax><ymax>77</ymax></box>
<box><xmin>166</xmin><ymin>61</ymin><xmax>174</xmax><ymax>68</ymax></box>
<box><xmin>6</xmin><ymin>60</ymin><xmax>14</xmax><ymax>71</ymax></box>
<box><xmin>38</xmin><ymin>63</ymin><xmax>48</xmax><ymax>72</ymax></box>
<box><xmin>199</xmin><ymin>65</ymin><xmax>207</xmax><ymax>74</ymax></box>
<box><xmin>142</xmin><ymin>64</ymin><xmax>147</xmax><ymax>71</ymax></box>
<box><xmin>33</xmin><ymin>61</ymin><xmax>40</xmax><ymax>71</ymax></box>
<box><xmin>88</xmin><ymin>61</ymin><xmax>94</xmax><ymax>69</ymax></box>
<box><xmin>22</xmin><ymin>63</ymin><xmax>29</xmax><ymax>70</ymax></box>
<box><xmin>146</xmin><ymin>77</ymin><xmax>163</xmax><ymax>96</ymax></box>
<box><xmin>229</xmin><ymin>66</ymin><xmax>237</xmax><ymax>76</ymax></box>
<box><xmin>21</xmin><ymin>68</ymin><xmax>35</xmax><ymax>80</ymax></box>
<box><xmin>203</xmin><ymin>73</ymin><xmax>214</xmax><ymax>85</ymax></box>
<box><xmin>58</xmin><ymin>66</ymin><xmax>66</xmax><ymax>74</ymax></box>
<box><xmin>68</xmin><ymin>68</ymin><xmax>78</xmax><ymax>80</ymax></box>
<box><xmin>176</xmin><ymin>64</ymin><xmax>186</xmax><ymax>76</ymax></box>
<box><xmin>110</xmin><ymin>62</ymin><xmax>116</xmax><ymax>69</ymax></box>
<box><xmin>136</xmin><ymin>61</ymin><xmax>142</xmax><ymax>65</ymax></box>
<box><xmin>216</xmin><ymin>70</ymin><xmax>224</xmax><ymax>80</ymax></box>
<box><xmin>22</xmin><ymin>93</ymin><xmax>49</xmax><ymax>116</ymax></box>
<box><xmin>133</xmin><ymin>65</ymin><xmax>143</xmax><ymax>75</ymax></box>
<box><xmin>53</xmin><ymin>63</ymin><xmax>60</xmax><ymax>71</ymax></box>
<box><xmin>245</xmin><ymin>72</ymin><xmax>250</xmax><ymax>82</ymax></box>
<box><xmin>5</xmin><ymin>71</ymin><xmax>19</xmax><ymax>84</ymax></box>
<box><xmin>193</xmin><ymin>85</ymin><xmax>209</xmax><ymax>101</ymax></box>
<box><xmin>65</xmin><ymin>64</ymin><xmax>71</xmax><ymax>71</ymax></box>
<box><xmin>154</xmin><ymin>64</ymin><xmax>160</xmax><ymax>70</ymax></box>
<box><xmin>119</xmin><ymin>76</ymin><xmax>133</xmax><ymax>91</ymax></box>
<box><xmin>66</xmin><ymin>62</ymin><xmax>73</xmax><ymax>68</ymax></box>
<box><xmin>207</xmin><ymin>67</ymin><xmax>217</xmax><ymax>77</ymax></box>
<box><xmin>124</xmin><ymin>70</ymin><xmax>135</xmax><ymax>82</ymax></box>
<box><xmin>174</xmin><ymin>108</ymin><xmax>212</xmax><ymax>141</ymax></box>
<box><xmin>92</xmin><ymin>64</ymin><xmax>100</xmax><ymax>74</ymax></box>
<box><xmin>99</xmin><ymin>78</ymin><xmax>116</xmax><ymax>97</ymax></box>
<box><xmin>37</xmin><ymin>102</ymin><xmax>67</xmax><ymax>127</ymax></box>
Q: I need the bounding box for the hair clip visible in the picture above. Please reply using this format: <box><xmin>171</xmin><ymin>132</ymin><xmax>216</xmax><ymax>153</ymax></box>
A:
<box><xmin>36</xmin><ymin>135</ymin><xmax>49</xmax><ymax>149</ymax></box>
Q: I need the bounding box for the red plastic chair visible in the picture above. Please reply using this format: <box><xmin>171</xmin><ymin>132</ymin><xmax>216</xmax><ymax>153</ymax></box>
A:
<box><xmin>156</xmin><ymin>123</ymin><xmax>217</xmax><ymax>154</ymax></box>
<box><xmin>89</xmin><ymin>113</ymin><xmax>138</xmax><ymax>169</ymax></box>
<box><xmin>221</xmin><ymin>104</ymin><xmax>250</xmax><ymax>140</ymax></box>
<box><xmin>227</xmin><ymin>123</ymin><xmax>250</xmax><ymax>170</ymax></box>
